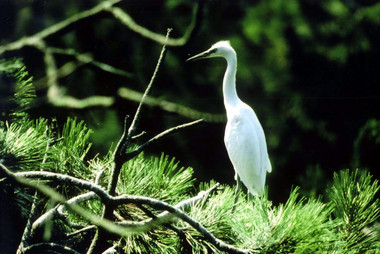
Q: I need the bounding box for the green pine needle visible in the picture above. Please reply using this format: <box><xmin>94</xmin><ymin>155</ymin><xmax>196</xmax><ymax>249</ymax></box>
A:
<box><xmin>0</xmin><ymin>119</ymin><xmax>49</xmax><ymax>171</ymax></box>
<box><xmin>0</xmin><ymin>58</ymin><xmax>36</xmax><ymax>119</ymax></box>
<box><xmin>51</xmin><ymin>118</ymin><xmax>93</xmax><ymax>178</ymax></box>
<box><xmin>118</xmin><ymin>152</ymin><xmax>194</xmax><ymax>203</ymax></box>
<box><xmin>327</xmin><ymin>169</ymin><xmax>380</xmax><ymax>253</ymax></box>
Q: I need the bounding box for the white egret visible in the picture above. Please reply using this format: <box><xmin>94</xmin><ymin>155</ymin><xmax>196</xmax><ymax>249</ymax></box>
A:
<box><xmin>187</xmin><ymin>41</ymin><xmax>272</xmax><ymax>199</ymax></box>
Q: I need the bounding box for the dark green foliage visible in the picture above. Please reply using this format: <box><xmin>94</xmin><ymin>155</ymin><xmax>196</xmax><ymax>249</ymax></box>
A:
<box><xmin>1</xmin><ymin>0</ymin><xmax>380</xmax><ymax>205</ymax></box>
<box><xmin>231</xmin><ymin>188</ymin><xmax>336</xmax><ymax>253</ymax></box>
<box><xmin>0</xmin><ymin>119</ymin><xmax>48</xmax><ymax>171</ymax></box>
<box><xmin>0</xmin><ymin>58</ymin><xmax>35</xmax><ymax>120</ymax></box>
<box><xmin>353</xmin><ymin>119</ymin><xmax>380</xmax><ymax>170</ymax></box>
<box><xmin>327</xmin><ymin>169</ymin><xmax>380</xmax><ymax>253</ymax></box>
<box><xmin>1</xmin><ymin>111</ymin><xmax>379</xmax><ymax>253</ymax></box>
<box><xmin>1</xmin><ymin>4</ymin><xmax>380</xmax><ymax>249</ymax></box>
<box><xmin>118</xmin><ymin>153</ymin><xmax>195</xmax><ymax>203</ymax></box>
<box><xmin>50</xmin><ymin>118</ymin><xmax>93</xmax><ymax>177</ymax></box>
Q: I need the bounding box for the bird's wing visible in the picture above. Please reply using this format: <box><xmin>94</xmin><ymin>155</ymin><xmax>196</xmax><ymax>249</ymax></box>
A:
<box><xmin>224</xmin><ymin>105</ymin><xmax>270</xmax><ymax>195</ymax></box>
<box><xmin>245</xmin><ymin>105</ymin><xmax>272</xmax><ymax>174</ymax></box>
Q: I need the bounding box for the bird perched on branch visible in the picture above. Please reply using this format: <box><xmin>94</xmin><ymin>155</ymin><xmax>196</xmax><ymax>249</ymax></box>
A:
<box><xmin>187</xmin><ymin>41</ymin><xmax>272</xmax><ymax>200</ymax></box>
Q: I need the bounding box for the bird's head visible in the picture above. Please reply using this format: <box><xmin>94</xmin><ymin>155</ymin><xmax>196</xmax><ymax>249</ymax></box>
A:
<box><xmin>186</xmin><ymin>40</ymin><xmax>235</xmax><ymax>62</ymax></box>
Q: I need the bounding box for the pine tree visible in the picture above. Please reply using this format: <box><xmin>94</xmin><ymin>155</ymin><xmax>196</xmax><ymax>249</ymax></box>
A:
<box><xmin>1</xmin><ymin>57</ymin><xmax>379</xmax><ymax>254</ymax></box>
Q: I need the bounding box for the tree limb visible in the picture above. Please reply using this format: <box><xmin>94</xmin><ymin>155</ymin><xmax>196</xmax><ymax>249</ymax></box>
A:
<box><xmin>0</xmin><ymin>0</ymin><xmax>121</xmax><ymax>55</ymax></box>
<box><xmin>105</xmin><ymin>0</ymin><xmax>205</xmax><ymax>46</ymax></box>
<box><xmin>118</xmin><ymin>183</ymin><xmax>219</xmax><ymax>228</ymax></box>
<box><xmin>1</xmin><ymin>163</ymin><xmax>249</xmax><ymax>254</ymax></box>
<box><xmin>118</xmin><ymin>87</ymin><xmax>225</xmax><ymax>122</ymax></box>
<box><xmin>23</xmin><ymin>242</ymin><xmax>82</xmax><ymax>254</ymax></box>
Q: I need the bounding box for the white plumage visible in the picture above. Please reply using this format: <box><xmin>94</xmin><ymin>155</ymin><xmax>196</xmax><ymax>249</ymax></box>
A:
<box><xmin>187</xmin><ymin>41</ymin><xmax>272</xmax><ymax>197</ymax></box>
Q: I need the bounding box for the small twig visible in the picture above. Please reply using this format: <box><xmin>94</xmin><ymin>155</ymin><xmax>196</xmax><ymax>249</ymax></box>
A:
<box><xmin>132</xmin><ymin>131</ymin><xmax>146</xmax><ymax>140</ymax></box>
<box><xmin>113</xmin><ymin>211</ymin><xmax>126</xmax><ymax>222</ymax></box>
<box><xmin>95</xmin><ymin>168</ymin><xmax>106</xmax><ymax>185</ymax></box>
<box><xmin>114</xmin><ymin>115</ymin><xmax>129</xmax><ymax>159</ymax></box>
<box><xmin>67</xmin><ymin>225</ymin><xmax>97</xmax><ymax>237</ymax></box>
<box><xmin>47</xmin><ymin>47</ymin><xmax>134</xmax><ymax>78</ymax></box>
<box><xmin>136</xmin><ymin>203</ymin><xmax>188</xmax><ymax>245</ymax></box>
<box><xmin>102</xmin><ymin>244</ymin><xmax>119</xmax><ymax>254</ymax></box>
<box><xmin>22</xmin><ymin>242</ymin><xmax>82</xmax><ymax>254</ymax></box>
<box><xmin>122</xmin><ymin>119</ymin><xmax>204</xmax><ymax>161</ymax></box>
<box><xmin>124</xmin><ymin>28</ymin><xmax>172</xmax><ymax>152</ymax></box>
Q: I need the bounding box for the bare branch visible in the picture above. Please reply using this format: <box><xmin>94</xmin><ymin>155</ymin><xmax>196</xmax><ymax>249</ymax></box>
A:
<box><xmin>109</xmin><ymin>194</ymin><xmax>249</xmax><ymax>253</ymax></box>
<box><xmin>48</xmin><ymin>95</ymin><xmax>115</xmax><ymax>109</ymax></box>
<box><xmin>23</xmin><ymin>242</ymin><xmax>82</xmax><ymax>254</ymax></box>
<box><xmin>107</xmin><ymin>28</ymin><xmax>172</xmax><ymax>200</ymax></box>
<box><xmin>68</xmin><ymin>225</ymin><xmax>97</xmax><ymax>237</ymax></box>
<box><xmin>13</xmin><ymin>170</ymin><xmax>111</xmax><ymax>201</ymax></box>
<box><xmin>0</xmin><ymin>0</ymin><xmax>121</xmax><ymax>55</ymax></box>
<box><xmin>105</xmin><ymin>0</ymin><xmax>205</xmax><ymax>46</ymax></box>
<box><xmin>118</xmin><ymin>183</ymin><xmax>219</xmax><ymax>228</ymax></box>
<box><xmin>123</xmin><ymin>119</ymin><xmax>204</xmax><ymax>161</ymax></box>
<box><xmin>47</xmin><ymin>47</ymin><xmax>134</xmax><ymax>78</ymax></box>
<box><xmin>94</xmin><ymin>29</ymin><xmax>173</xmax><ymax>252</ymax></box>
<box><xmin>1</xmin><ymin>164</ymin><xmax>249</xmax><ymax>254</ymax></box>
<box><xmin>31</xmin><ymin>192</ymin><xmax>99</xmax><ymax>232</ymax></box>
<box><xmin>0</xmin><ymin>164</ymin><xmax>136</xmax><ymax>237</ymax></box>
<box><xmin>118</xmin><ymin>87</ymin><xmax>225</xmax><ymax>122</ymax></box>
<box><xmin>125</xmin><ymin>28</ymin><xmax>172</xmax><ymax>148</ymax></box>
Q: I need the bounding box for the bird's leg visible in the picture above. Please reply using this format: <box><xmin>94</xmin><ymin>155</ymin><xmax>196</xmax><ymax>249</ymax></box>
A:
<box><xmin>232</xmin><ymin>174</ymin><xmax>242</xmax><ymax>213</ymax></box>
<box><xmin>234</xmin><ymin>174</ymin><xmax>242</xmax><ymax>196</ymax></box>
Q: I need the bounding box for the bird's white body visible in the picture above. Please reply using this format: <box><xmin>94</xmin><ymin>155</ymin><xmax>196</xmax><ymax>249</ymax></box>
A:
<box><xmin>187</xmin><ymin>41</ymin><xmax>271</xmax><ymax>196</ymax></box>
<box><xmin>224</xmin><ymin>101</ymin><xmax>271</xmax><ymax>196</ymax></box>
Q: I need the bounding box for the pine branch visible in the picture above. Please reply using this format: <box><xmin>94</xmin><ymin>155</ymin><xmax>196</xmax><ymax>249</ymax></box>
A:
<box><xmin>118</xmin><ymin>183</ymin><xmax>219</xmax><ymax>228</ymax></box>
<box><xmin>327</xmin><ymin>169</ymin><xmax>380</xmax><ymax>251</ymax></box>
<box><xmin>1</xmin><ymin>163</ymin><xmax>249</xmax><ymax>254</ymax></box>
<box><xmin>12</xmin><ymin>170</ymin><xmax>110</xmax><ymax>201</ymax></box>
<box><xmin>109</xmin><ymin>194</ymin><xmax>249</xmax><ymax>253</ymax></box>
<box><xmin>16</xmin><ymin>126</ymin><xmax>50</xmax><ymax>253</ymax></box>
<box><xmin>0</xmin><ymin>163</ymin><xmax>137</xmax><ymax>237</ymax></box>
<box><xmin>32</xmin><ymin>169</ymin><xmax>105</xmax><ymax>231</ymax></box>
<box><xmin>32</xmin><ymin>192</ymin><xmax>99</xmax><ymax>232</ymax></box>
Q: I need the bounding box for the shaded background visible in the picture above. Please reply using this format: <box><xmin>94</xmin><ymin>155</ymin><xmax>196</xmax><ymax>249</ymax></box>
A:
<box><xmin>1</xmin><ymin>0</ymin><xmax>380</xmax><ymax>203</ymax></box>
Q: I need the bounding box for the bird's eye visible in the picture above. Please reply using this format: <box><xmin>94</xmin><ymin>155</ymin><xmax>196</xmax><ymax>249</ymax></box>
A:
<box><xmin>209</xmin><ymin>48</ymin><xmax>217</xmax><ymax>54</ymax></box>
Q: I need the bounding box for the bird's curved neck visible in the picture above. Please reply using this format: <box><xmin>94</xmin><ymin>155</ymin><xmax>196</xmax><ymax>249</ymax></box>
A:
<box><xmin>223</xmin><ymin>53</ymin><xmax>239</xmax><ymax>110</ymax></box>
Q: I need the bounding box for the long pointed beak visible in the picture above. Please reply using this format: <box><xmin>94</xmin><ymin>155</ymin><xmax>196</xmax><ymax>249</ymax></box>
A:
<box><xmin>186</xmin><ymin>50</ymin><xmax>212</xmax><ymax>62</ymax></box>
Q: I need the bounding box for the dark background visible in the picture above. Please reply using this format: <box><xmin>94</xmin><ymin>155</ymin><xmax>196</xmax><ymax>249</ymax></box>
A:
<box><xmin>1</xmin><ymin>0</ymin><xmax>380</xmax><ymax>203</ymax></box>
